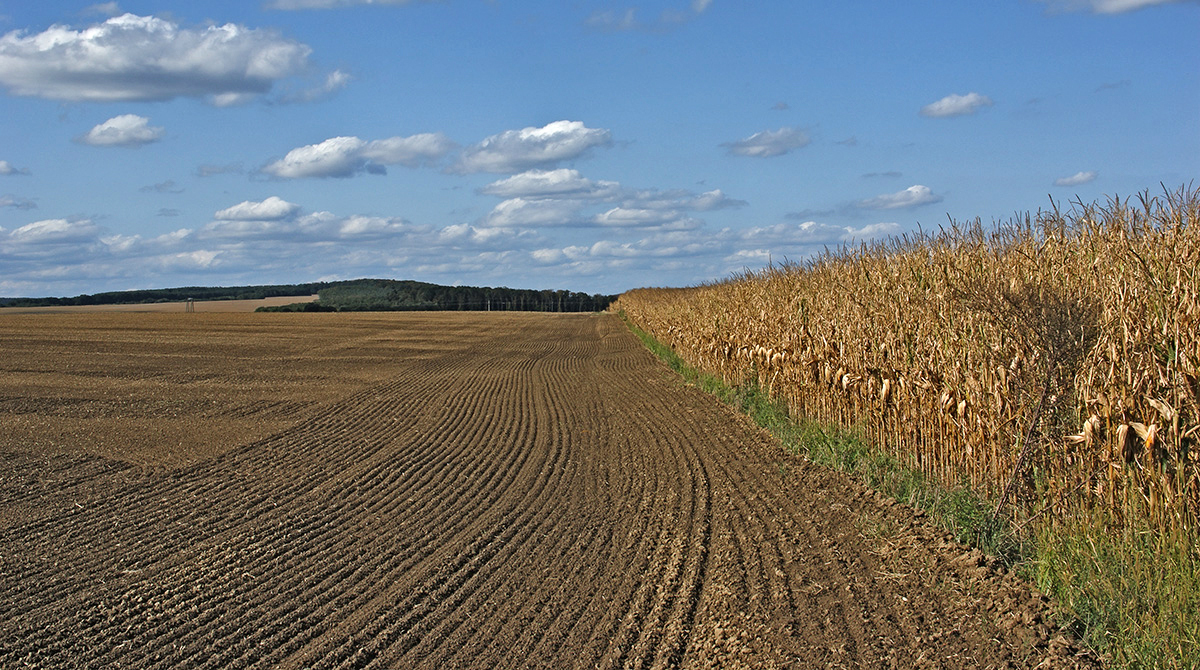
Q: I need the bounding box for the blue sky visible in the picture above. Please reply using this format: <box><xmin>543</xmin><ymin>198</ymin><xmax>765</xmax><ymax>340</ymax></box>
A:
<box><xmin>0</xmin><ymin>0</ymin><xmax>1196</xmax><ymax>297</ymax></box>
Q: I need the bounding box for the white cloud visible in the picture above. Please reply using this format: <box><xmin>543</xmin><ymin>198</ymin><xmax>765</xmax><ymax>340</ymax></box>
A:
<box><xmin>278</xmin><ymin>68</ymin><xmax>353</xmax><ymax>104</ymax></box>
<box><xmin>1037</xmin><ymin>0</ymin><xmax>1193</xmax><ymax>12</ymax></box>
<box><xmin>336</xmin><ymin>215</ymin><xmax>409</xmax><ymax>237</ymax></box>
<box><xmin>530</xmin><ymin>248</ymin><xmax>565</xmax><ymax>264</ymax></box>
<box><xmin>920</xmin><ymin>92</ymin><xmax>993</xmax><ymax>118</ymax></box>
<box><xmin>214</xmin><ymin>196</ymin><xmax>301</xmax><ymax>221</ymax></box>
<box><xmin>592</xmin><ymin>208</ymin><xmax>700</xmax><ymax>230</ymax></box>
<box><xmin>685</xmin><ymin>189</ymin><xmax>747</xmax><ymax>211</ymax></box>
<box><xmin>264</xmin><ymin>137</ymin><xmax>366</xmax><ymax>178</ymax></box>
<box><xmin>1054</xmin><ymin>170</ymin><xmax>1098</xmax><ymax>186</ymax></box>
<box><xmin>482</xmin><ymin>198</ymin><xmax>583</xmax><ymax>228</ymax></box>
<box><xmin>472</xmin><ymin>166</ymin><xmax>746</xmax><ymax>237</ymax></box>
<box><xmin>589</xmin><ymin>240</ymin><xmax>643</xmax><ymax>258</ymax></box>
<box><xmin>78</xmin><ymin>114</ymin><xmax>165</xmax><ymax>147</ymax></box>
<box><xmin>0</xmin><ymin>160</ymin><xmax>29</xmax><ymax>175</ymax></box>
<box><xmin>723</xmin><ymin>127</ymin><xmax>810</xmax><ymax>157</ymax></box>
<box><xmin>202</xmin><ymin>208</ymin><xmax>422</xmax><ymax>242</ymax></box>
<box><xmin>736</xmin><ymin>221</ymin><xmax>837</xmax><ymax>246</ymax></box>
<box><xmin>2</xmin><ymin>206</ymin><xmax>516</xmax><ymax>296</ymax></box>
<box><xmin>594</xmin><ymin>207</ymin><xmax>680</xmax><ymax>227</ymax></box>
<box><xmin>857</xmin><ymin>185</ymin><xmax>943</xmax><ymax>210</ymax></box>
<box><xmin>842</xmin><ymin>222</ymin><xmax>902</xmax><ymax>242</ymax></box>
<box><xmin>0</xmin><ymin>14</ymin><xmax>312</xmax><ymax>103</ymax></box>
<box><xmin>9</xmin><ymin>218</ymin><xmax>100</xmax><ymax>244</ymax></box>
<box><xmin>263</xmin><ymin>133</ymin><xmax>454</xmax><ymax>178</ymax></box>
<box><xmin>479</xmin><ymin>169</ymin><xmax>620</xmax><ymax>200</ymax></box>
<box><xmin>210</xmin><ymin>92</ymin><xmax>260</xmax><ymax>108</ymax></box>
<box><xmin>474</xmin><ymin>168</ymin><xmax>744</xmax><ymax>235</ymax></box>
<box><xmin>455</xmin><ymin>120</ymin><xmax>612</xmax><ymax>174</ymax></box>
<box><xmin>360</xmin><ymin>134</ymin><xmax>455</xmax><ymax>167</ymax></box>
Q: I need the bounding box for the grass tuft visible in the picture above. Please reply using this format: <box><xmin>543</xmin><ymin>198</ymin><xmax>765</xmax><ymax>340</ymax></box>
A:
<box><xmin>1032</xmin><ymin>515</ymin><xmax>1199</xmax><ymax>669</ymax></box>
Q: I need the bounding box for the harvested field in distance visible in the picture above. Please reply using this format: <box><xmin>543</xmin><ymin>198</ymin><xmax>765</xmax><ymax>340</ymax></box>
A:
<box><xmin>0</xmin><ymin>294</ymin><xmax>319</xmax><ymax>314</ymax></box>
<box><xmin>0</xmin><ymin>313</ymin><xmax>1095</xmax><ymax>668</ymax></box>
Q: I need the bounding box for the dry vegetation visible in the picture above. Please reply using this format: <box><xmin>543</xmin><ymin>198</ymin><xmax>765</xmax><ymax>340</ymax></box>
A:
<box><xmin>613</xmin><ymin>186</ymin><xmax>1199</xmax><ymax>665</ymax></box>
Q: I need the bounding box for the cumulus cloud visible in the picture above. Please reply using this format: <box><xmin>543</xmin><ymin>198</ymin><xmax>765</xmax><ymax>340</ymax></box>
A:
<box><xmin>857</xmin><ymin>185</ymin><xmax>943</xmax><ymax>210</ymax></box>
<box><xmin>277</xmin><ymin>68</ymin><xmax>352</xmax><ymax>104</ymax></box>
<box><xmin>520</xmin><ymin>217</ymin><xmax>907</xmax><ymax>286</ymax></box>
<box><xmin>0</xmin><ymin>14</ymin><xmax>312</xmax><ymax>103</ymax></box>
<box><xmin>1037</xmin><ymin>0</ymin><xmax>1193</xmax><ymax>12</ymax></box>
<box><xmin>735</xmin><ymin>221</ymin><xmax>841</xmax><ymax>247</ymax></box>
<box><xmin>8</xmin><ymin>218</ymin><xmax>101</xmax><ymax>244</ymax></box>
<box><xmin>1054</xmin><ymin>170</ymin><xmax>1098</xmax><ymax>186</ymax></box>
<box><xmin>482</xmin><ymin>198</ymin><xmax>584</xmax><ymax>228</ymax></box>
<box><xmin>920</xmin><ymin>92</ymin><xmax>994</xmax><ymax>118</ymax></box>
<box><xmin>78</xmin><ymin>114</ymin><xmax>165</xmax><ymax>147</ymax></box>
<box><xmin>722</xmin><ymin>127</ymin><xmax>810</xmax><ymax>157</ymax></box>
<box><xmin>262</xmin><ymin>133</ymin><xmax>454</xmax><ymax>178</ymax></box>
<box><xmin>455</xmin><ymin>120</ymin><xmax>612</xmax><ymax>174</ymax></box>
<box><xmin>214</xmin><ymin>196</ymin><xmax>301</xmax><ymax>221</ymax></box>
<box><xmin>0</xmin><ymin>160</ymin><xmax>29</xmax><ymax>176</ymax></box>
<box><xmin>594</xmin><ymin>207</ymin><xmax>700</xmax><ymax>230</ymax></box>
<box><xmin>3</xmin><ymin>204</ymin><xmax>537</xmax><ymax>297</ymax></box>
<box><xmin>335</xmin><ymin>214</ymin><xmax>410</xmax><ymax>237</ymax></box>
<box><xmin>203</xmin><ymin>209</ymin><xmax>416</xmax><ymax>241</ymax></box>
<box><xmin>479</xmin><ymin>169</ymin><xmax>620</xmax><ymax>200</ymax></box>
<box><xmin>842</xmin><ymin>222</ymin><xmax>902</xmax><ymax>242</ymax></box>
<box><xmin>475</xmin><ymin>168</ymin><xmax>744</xmax><ymax>233</ymax></box>
<box><xmin>361</xmin><ymin>134</ymin><xmax>455</xmax><ymax>167</ymax></box>
<box><xmin>686</xmin><ymin>189</ymin><xmax>747</xmax><ymax>211</ymax></box>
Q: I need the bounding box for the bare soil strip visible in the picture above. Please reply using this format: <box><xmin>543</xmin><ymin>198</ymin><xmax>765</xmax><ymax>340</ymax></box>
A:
<box><xmin>0</xmin><ymin>313</ymin><xmax>1095</xmax><ymax>668</ymax></box>
<box><xmin>0</xmin><ymin>294</ymin><xmax>318</xmax><ymax>314</ymax></box>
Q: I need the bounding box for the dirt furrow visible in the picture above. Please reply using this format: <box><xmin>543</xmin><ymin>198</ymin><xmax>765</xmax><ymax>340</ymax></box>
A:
<box><xmin>0</xmin><ymin>312</ymin><xmax>1095</xmax><ymax>669</ymax></box>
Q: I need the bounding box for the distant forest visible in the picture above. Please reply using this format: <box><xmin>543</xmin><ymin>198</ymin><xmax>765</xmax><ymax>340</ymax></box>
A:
<box><xmin>0</xmin><ymin>279</ymin><xmax>617</xmax><ymax>313</ymax></box>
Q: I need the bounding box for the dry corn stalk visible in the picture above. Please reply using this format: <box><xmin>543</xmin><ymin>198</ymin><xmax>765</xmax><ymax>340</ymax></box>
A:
<box><xmin>613</xmin><ymin>186</ymin><xmax>1200</xmax><ymax>540</ymax></box>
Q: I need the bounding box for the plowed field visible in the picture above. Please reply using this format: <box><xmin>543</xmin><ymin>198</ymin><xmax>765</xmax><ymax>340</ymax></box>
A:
<box><xmin>0</xmin><ymin>312</ymin><xmax>1095</xmax><ymax>669</ymax></box>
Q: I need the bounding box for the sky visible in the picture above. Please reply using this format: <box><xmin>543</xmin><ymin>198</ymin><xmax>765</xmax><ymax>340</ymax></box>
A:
<box><xmin>0</xmin><ymin>1</ymin><xmax>1197</xmax><ymax>298</ymax></box>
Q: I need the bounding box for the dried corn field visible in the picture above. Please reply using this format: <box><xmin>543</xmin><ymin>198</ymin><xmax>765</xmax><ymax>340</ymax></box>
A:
<box><xmin>613</xmin><ymin>187</ymin><xmax>1200</xmax><ymax>543</ymax></box>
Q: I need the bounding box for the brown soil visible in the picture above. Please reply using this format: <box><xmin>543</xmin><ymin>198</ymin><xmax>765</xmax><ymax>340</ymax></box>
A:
<box><xmin>0</xmin><ymin>294</ymin><xmax>318</xmax><ymax>314</ymax></box>
<box><xmin>0</xmin><ymin>312</ymin><xmax>1097</xmax><ymax>669</ymax></box>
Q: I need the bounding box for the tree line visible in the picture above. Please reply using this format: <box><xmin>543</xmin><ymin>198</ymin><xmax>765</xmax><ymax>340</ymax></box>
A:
<box><xmin>1</xmin><ymin>279</ymin><xmax>616</xmax><ymax>313</ymax></box>
<box><xmin>264</xmin><ymin>279</ymin><xmax>616</xmax><ymax>313</ymax></box>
